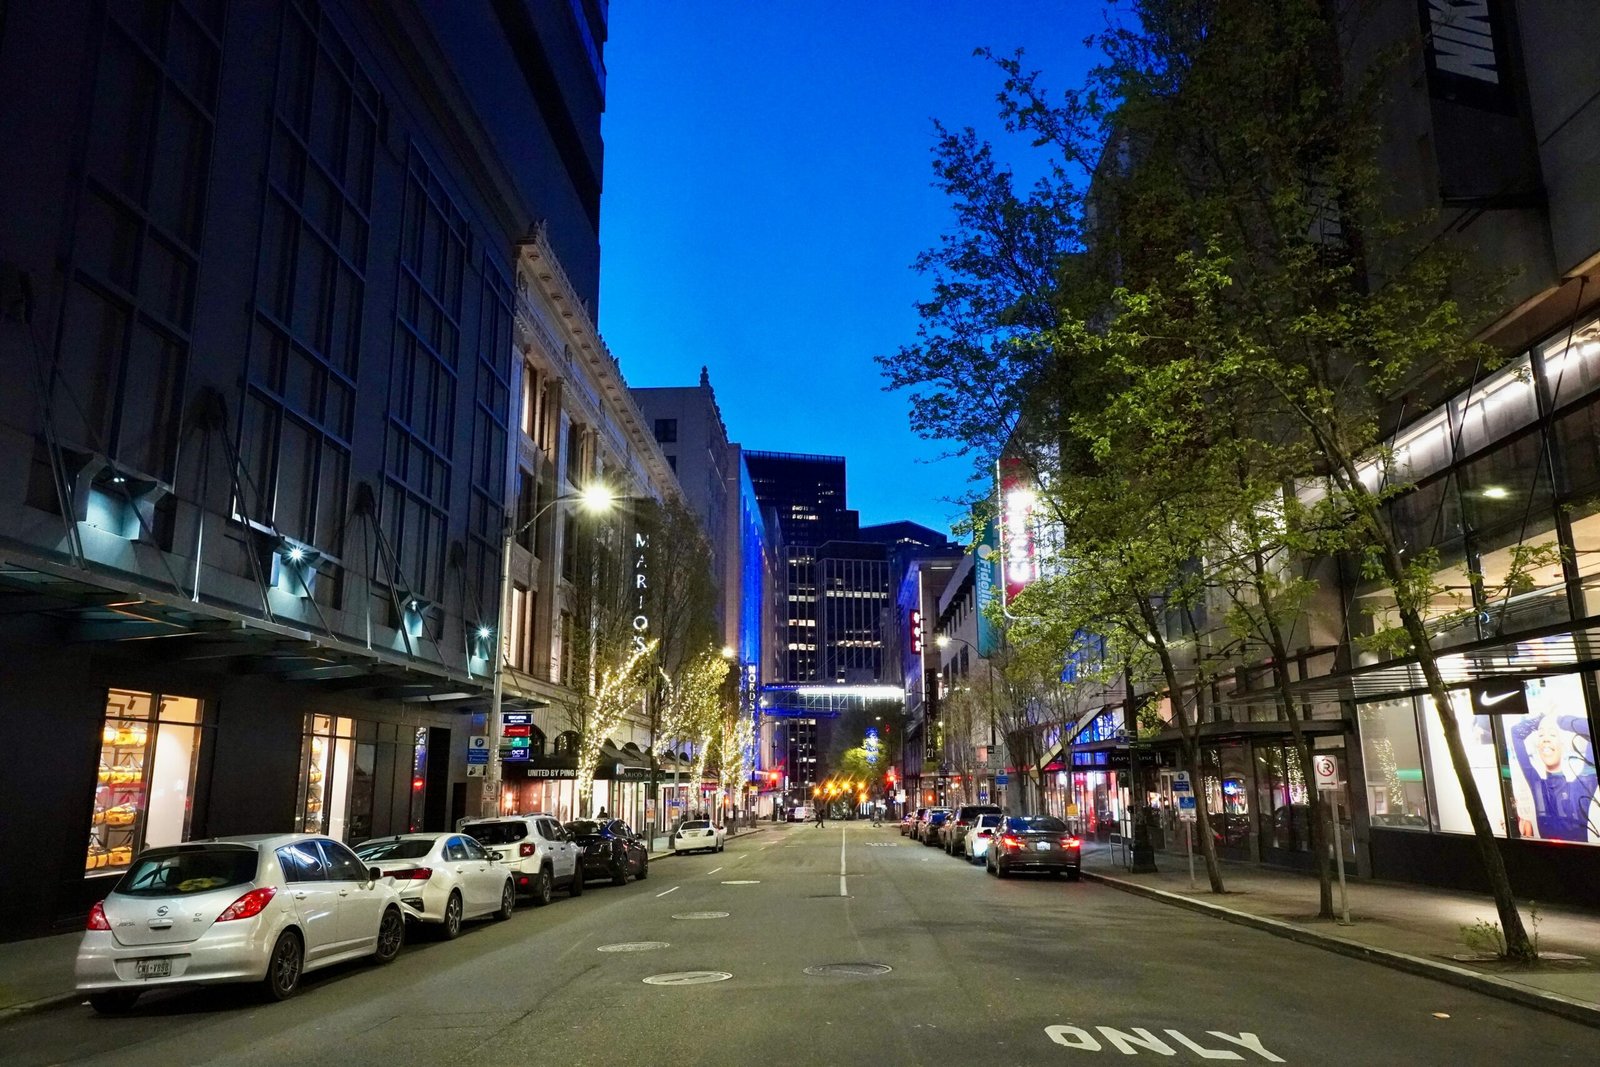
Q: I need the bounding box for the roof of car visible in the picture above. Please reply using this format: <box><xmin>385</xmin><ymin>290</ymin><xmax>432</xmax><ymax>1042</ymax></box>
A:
<box><xmin>190</xmin><ymin>833</ymin><xmax>326</xmax><ymax>849</ymax></box>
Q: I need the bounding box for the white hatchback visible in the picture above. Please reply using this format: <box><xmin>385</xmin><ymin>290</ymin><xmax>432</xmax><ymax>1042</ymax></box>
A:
<box><xmin>356</xmin><ymin>833</ymin><xmax>516</xmax><ymax>939</ymax></box>
<box><xmin>964</xmin><ymin>813</ymin><xmax>1004</xmax><ymax>863</ymax></box>
<box><xmin>74</xmin><ymin>834</ymin><xmax>407</xmax><ymax>1013</ymax></box>
<box><xmin>671</xmin><ymin>819</ymin><xmax>725</xmax><ymax>853</ymax></box>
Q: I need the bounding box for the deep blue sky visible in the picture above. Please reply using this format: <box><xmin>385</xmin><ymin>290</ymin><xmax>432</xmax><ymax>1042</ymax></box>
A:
<box><xmin>597</xmin><ymin>2</ymin><xmax>1099</xmax><ymax>536</ymax></box>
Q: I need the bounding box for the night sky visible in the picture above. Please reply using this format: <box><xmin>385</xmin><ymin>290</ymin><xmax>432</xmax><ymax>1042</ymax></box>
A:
<box><xmin>598</xmin><ymin>1</ymin><xmax>1099</xmax><ymax>536</ymax></box>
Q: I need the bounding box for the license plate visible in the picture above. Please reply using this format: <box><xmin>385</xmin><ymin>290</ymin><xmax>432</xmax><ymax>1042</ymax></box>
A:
<box><xmin>1036</xmin><ymin>842</ymin><xmax>1052</xmax><ymax>851</ymax></box>
<box><xmin>135</xmin><ymin>958</ymin><xmax>171</xmax><ymax>979</ymax></box>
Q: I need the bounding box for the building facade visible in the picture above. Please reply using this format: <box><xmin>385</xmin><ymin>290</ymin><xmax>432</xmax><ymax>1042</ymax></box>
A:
<box><xmin>0</xmin><ymin>0</ymin><xmax>610</xmax><ymax>939</ymax></box>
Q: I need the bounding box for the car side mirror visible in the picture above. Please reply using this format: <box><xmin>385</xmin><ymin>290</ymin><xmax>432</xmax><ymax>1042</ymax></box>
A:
<box><xmin>367</xmin><ymin>866</ymin><xmax>383</xmax><ymax>883</ymax></box>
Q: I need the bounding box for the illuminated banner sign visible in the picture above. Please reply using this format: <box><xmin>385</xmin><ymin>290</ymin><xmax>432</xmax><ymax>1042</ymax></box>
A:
<box><xmin>502</xmin><ymin>712</ymin><xmax>533</xmax><ymax>726</ymax></box>
<box><xmin>632</xmin><ymin>529</ymin><xmax>651</xmax><ymax>653</ymax></box>
<box><xmin>975</xmin><ymin>516</ymin><xmax>1000</xmax><ymax>656</ymax></box>
<box><xmin>502</xmin><ymin>724</ymin><xmax>532</xmax><ymax>738</ymax></box>
<box><xmin>997</xmin><ymin>459</ymin><xmax>1039</xmax><ymax>605</ymax></box>
<box><xmin>910</xmin><ymin>610</ymin><xmax>923</xmax><ymax>655</ymax></box>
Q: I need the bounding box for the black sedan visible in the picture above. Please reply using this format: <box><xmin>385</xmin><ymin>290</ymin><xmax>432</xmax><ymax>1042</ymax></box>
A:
<box><xmin>565</xmin><ymin>819</ymin><xmax>649</xmax><ymax>885</ymax></box>
<box><xmin>985</xmin><ymin>815</ymin><xmax>1082</xmax><ymax>879</ymax></box>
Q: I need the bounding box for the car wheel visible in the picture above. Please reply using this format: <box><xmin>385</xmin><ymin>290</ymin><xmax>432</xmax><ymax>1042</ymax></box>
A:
<box><xmin>995</xmin><ymin>860</ymin><xmax>1009</xmax><ymax>879</ymax></box>
<box><xmin>495</xmin><ymin>881</ymin><xmax>516</xmax><ymax>920</ymax></box>
<box><xmin>89</xmin><ymin>990</ymin><xmax>141</xmax><ymax>1015</ymax></box>
<box><xmin>637</xmin><ymin>855</ymin><xmax>649</xmax><ymax>881</ymax></box>
<box><xmin>441</xmin><ymin>891</ymin><xmax>464</xmax><ymax>940</ymax></box>
<box><xmin>570</xmin><ymin>864</ymin><xmax>585</xmax><ymax>897</ymax></box>
<box><xmin>612</xmin><ymin>856</ymin><xmax>629</xmax><ymax>886</ymax></box>
<box><xmin>532</xmin><ymin>866</ymin><xmax>554</xmax><ymax>906</ymax></box>
<box><xmin>986</xmin><ymin>855</ymin><xmax>996</xmax><ymax>876</ymax></box>
<box><xmin>373</xmin><ymin>907</ymin><xmax>404</xmax><ymax>964</ymax></box>
<box><xmin>1067</xmin><ymin>869</ymin><xmax>1082</xmax><ymax>882</ymax></box>
<box><xmin>260</xmin><ymin>930</ymin><xmax>303</xmax><ymax>1001</ymax></box>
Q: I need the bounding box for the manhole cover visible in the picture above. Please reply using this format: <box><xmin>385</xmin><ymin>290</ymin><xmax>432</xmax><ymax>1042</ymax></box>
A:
<box><xmin>720</xmin><ymin>880</ymin><xmax>760</xmax><ymax>885</ymax></box>
<box><xmin>671</xmin><ymin>911</ymin><xmax>730</xmax><ymax>920</ymax></box>
<box><xmin>642</xmin><ymin>971</ymin><xmax>733</xmax><ymax>986</ymax></box>
<box><xmin>804</xmin><ymin>963</ymin><xmax>893</xmax><ymax>977</ymax></box>
<box><xmin>597</xmin><ymin>941</ymin><xmax>670</xmax><ymax>953</ymax></box>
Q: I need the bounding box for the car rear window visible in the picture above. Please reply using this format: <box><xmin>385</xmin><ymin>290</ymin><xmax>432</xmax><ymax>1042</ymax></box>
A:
<box><xmin>975</xmin><ymin>814</ymin><xmax>1003</xmax><ymax>827</ymax></box>
<box><xmin>682</xmin><ymin>820</ymin><xmax>710</xmax><ymax>830</ymax></box>
<box><xmin>566</xmin><ymin>821</ymin><xmax>602</xmax><ymax>838</ymax></box>
<box><xmin>115</xmin><ymin>846</ymin><xmax>258</xmax><ymax>897</ymax></box>
<box><xmin>1005</xmin><ymin>816</ymin><xmax>1069</xmax><ymax>833</ymax></box>
<box><xmin>929</xmin><ymin>811</ymin><xmax>950</xmax><ymax>823</ymax></box>
<box><xmin>462</xmin><ymin>821</ymin><xmax>528</xmax><ymax>845</ymax></box>
<box><xmin>356</xmin><ymin>838</ymin><xmax>435</xmax><ymax>862</ymax></box>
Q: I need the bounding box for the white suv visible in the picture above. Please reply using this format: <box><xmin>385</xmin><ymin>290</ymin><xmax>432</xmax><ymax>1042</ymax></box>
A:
<box><xmin>460</xmin><ymin>815</ymin><xmax>581</xmax><ymax>905</ymax></box>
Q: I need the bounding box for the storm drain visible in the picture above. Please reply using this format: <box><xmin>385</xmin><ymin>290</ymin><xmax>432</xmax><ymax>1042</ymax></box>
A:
<box><xmin>642</xmin><ymin>971</ymin><xmax>733</xmax><ymax>986</ymax></box>
<box><xmin>803</xmin><ymin>963</ymin><xmax>893</xmax><ymax>977</ymax></box>
<box><xmin>597</xmin><ymin>942</ymin><xmax>669</xmax><ymax>952</ymax></box>
<box><xmin>671</xmin><ymin>911</ymin><xmax>730</xmax><ymax>920</ymax></box>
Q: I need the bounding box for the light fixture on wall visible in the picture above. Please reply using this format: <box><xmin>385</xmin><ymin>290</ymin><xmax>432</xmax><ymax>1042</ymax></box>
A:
<box><xmin>271</xmin><ymin>537</ymin><xmax>323</xmax><ymax>597</ymax></box>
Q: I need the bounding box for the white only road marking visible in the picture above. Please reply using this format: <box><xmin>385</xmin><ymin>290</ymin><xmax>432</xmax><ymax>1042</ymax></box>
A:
<box><xmin>1045</xmin><ymin>1025</ymin><xmax>1283</xmax><ymax>1061</ymax></box>
<box><xmin>839</xmin><ymin>826</ymin><xmax>848</xmax><ymax>897</ymax></box>
<box><xmin>707</xmin><ymin>867</ymin><xmax>723</xmax><ymax>876</ymax></box>
<box><xmin>655</xmin><ymin>886</ymin><xmax>680</xmax><ymax>898</ymax></box>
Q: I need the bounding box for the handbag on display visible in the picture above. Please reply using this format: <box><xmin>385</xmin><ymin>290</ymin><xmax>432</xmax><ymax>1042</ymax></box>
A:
<box><xmin>113</xmin><ymin>724</ymin><xmax>147</xmax><ymax>748</ymax></box>
<box><xmin>104</xmin><ymin>803</ymin><xmax>138</xmax><ymax>827</ymax></box>
<box><xmin>98</xmin><ymin>761</ymin><xmax>111</xmax><ymax>784</ymax></box>
<box><xmin>86</xmin><ymin>844</ymin><xmax>108</xmax><ymax>871</ymax></box>
<box><xmin>108</xmin><ymin>845</ymin><xmax>133</xmax><ymax>865</ymax></box>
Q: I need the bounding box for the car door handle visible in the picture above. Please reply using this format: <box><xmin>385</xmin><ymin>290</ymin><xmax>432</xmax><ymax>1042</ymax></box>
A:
<box><xmin>339</xmin><ymin>889</ymin><xmax>350</xmax><ymax>897</ymax></box>
<box><xmin>293</xmin><ymin>891</ymin><xmax>308</xmax><ymax>900</ymax></box>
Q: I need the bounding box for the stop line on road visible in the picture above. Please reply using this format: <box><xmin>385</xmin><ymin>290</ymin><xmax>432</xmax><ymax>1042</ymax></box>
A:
<box><xmin>1045</xmin><ymin>1025</ymin><xmax>1283</xmax><ymax>1061</ymax></box>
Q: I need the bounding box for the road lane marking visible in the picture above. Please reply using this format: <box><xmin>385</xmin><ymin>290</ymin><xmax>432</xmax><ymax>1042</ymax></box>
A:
<box><xmin>642</xmin><ymin>971</ymin><xmax>732</xmax><ymax>986</ymax></box>
<box><xmin>720</xmin><ymin>880</ymin><xmax>760</xmax><ymax>885</ymax></box>
<box><xmin>656</xmin><ymin>886</ymin><xmax>680</xmax><ymax>898</ymax></box>
<box><xmin>839</xmin><ymin>826</ymin><xmax>847</xmax><ymax>896</ymax></box>
<box><xmin>1045</xmin><ymin>1025</ymin><xmax>1282</xmax><ymax>1061</ymax></box>
<box><xmin>707</xmin><ymin>867</ymin><xmax>722</xmax><ymax>875</ymax></box>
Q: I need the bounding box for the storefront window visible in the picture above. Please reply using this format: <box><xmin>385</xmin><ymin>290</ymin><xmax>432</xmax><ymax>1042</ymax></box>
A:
<box><xmin>1502</xmin><ymin>675</ymin><xmax>1598</xmax><ymax>844</ymax></box>
<box><xmin>88</xmin><ymin>690</ymin><xmax>202</xmax><ymax>877</ymax></box>
<box><xmin>296</xmin><ymin>714</ymin><xmax>355</xmax><ymax>838</ymax></box>
<box><xmin>1256</xmin><ymin>743</ymin><xmax>1310</xmax><ymax>852</ymax></box>
<box><xmin>1359</xmin><ymin>697</ymin><xmax>1430</xmax><ymax>829</ymax></box>
<box><xmin>1419</xmin><ymin>693</ymin><xmax>1507</xmax><ymax>837</ymax></box>
<box><xmin>1202</xmin><ymin>744</ymin><xmax>1252</xmax><ymax>850</ymax></box>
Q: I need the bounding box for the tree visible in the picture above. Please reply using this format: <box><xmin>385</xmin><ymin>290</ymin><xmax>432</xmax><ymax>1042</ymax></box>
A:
<box><xmin>573</xmin><ymin>638</ymin><xmax>657</xmax><ymax>817</ymax></box>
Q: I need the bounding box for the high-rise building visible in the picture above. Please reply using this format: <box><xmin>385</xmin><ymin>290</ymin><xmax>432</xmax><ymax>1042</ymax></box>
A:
<box><xmin>0</xmin><ymin>0</ymin><xmax>642</xmax><ymax>939</ymax></box>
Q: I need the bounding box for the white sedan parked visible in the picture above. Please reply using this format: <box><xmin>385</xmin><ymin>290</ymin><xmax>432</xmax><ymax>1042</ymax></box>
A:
<box><xmin>964</xmin><ymin>813</ymin><xmax>1004</xmax><ymax>863</ymax></box>
<box><xmin>671</xmin><ymin>819</ymin><xmax>726</xmax><ymax>853</ymax></box>
<box><xmin>75</xmin><ymin>834</ymin><xmax>407</xmax><ymax>1013</ymax></box>
<box><xmin>355</xmin><ymin>833</ymin><xmax>516</xmax><ymax>939</ymax></box>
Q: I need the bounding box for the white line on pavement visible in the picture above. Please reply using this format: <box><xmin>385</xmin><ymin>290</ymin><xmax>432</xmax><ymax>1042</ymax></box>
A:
<box><xmin>839</xmin><ymin>826</ymin><xmax>848</xmax><ymax>897</ymax></box>
<box><xmin>656</xmin><ymin>886</ymin><xmax>680</xmax><ymax>898</ymax></box>
<box><xmin>707</xmin><ymin>867</ymin><xmax>722</xmax><ymax>876</ymax></box>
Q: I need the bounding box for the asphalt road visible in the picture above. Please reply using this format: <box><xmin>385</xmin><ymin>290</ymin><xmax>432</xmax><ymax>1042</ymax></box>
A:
<box><xmin>0</xmin><ymin>821</ymin><xmax>1592</xmax><ymax>1066</ymax></box>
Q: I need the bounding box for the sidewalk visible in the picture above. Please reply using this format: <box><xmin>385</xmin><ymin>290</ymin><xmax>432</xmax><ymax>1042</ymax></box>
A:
<box><xmin>0</xmin><ymin>822</ymin><xmax>786</xmax><ymax>1020</ymax></box>
<box><xmin>1080</xmin><ymin>842</ymin><xmax>1600</xmax><ymax>1028</ymax></box>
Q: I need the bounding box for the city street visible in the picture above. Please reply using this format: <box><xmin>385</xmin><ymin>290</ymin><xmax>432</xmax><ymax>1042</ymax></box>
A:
<box><xmin>0</xmin><ymin>822</ymin><xmax>1592</xmax><ymax>1066</ymax></box>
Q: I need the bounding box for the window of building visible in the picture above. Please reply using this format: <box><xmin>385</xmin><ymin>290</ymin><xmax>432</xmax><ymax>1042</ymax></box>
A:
<box><xmin>516</xmin><ymin>469</ymin><xmax>537</xmax><ymax>550</ymax></box>
<box><xmin>1539</xmin><ymin>315</ymin><xmax>1600</xmax><ymax>413</ymax></box>
<box><xmin>88</xmin><ymin>689</ymin><xmax>203</xmax><ymax>878</ymax></box>
<box><xmin>296</xmin><ymin>714</ymin><xmax>356</xmax><ymax>839</ymax></box>
<box><xmin>667</xmin><ymin>455</ymin><xmax>677</xmax><ymax>473</ymax></box>
<box><xmin>507</xmin><ymin>585</ymin><xmax>528</xmax><ymax>670</ymax></box>
<box><xmin>1419</xmin><ymin>693</ymin><xmax>1507</xmax><ymax>837</ymax></box>
<box><xmin>566</xmin><ymin>422</ymin><xmax>586</xmax><ymax>485</ymax></box>
<box><xmin>1503</xmin><ymin>674</ymin><xmax>1598</xmax><ymax>844</ymax></box>
<box><xmin>520</xmin><ymin>362</ymin><xmax>538</xmax><ymax>438</ymax></box>
<box><xmin>1254</xmin><ymin>742</ymin><xmax>1310</xmax><ymax>852</ymax></box>
<box><xmin>654</xmin><ymin>418</ymin><xmax>678</xmax><ymax>444</ymax></box>
<box><xmin>562</xmin><ymin>513</ymin><xmax>578</xmax><ymax>580</ymax></box>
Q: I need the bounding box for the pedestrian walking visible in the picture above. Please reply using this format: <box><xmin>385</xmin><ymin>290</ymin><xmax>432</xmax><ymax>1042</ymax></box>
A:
<box><xmin>816</xmin><ymin>806</ymin><xmax>826</xmax><ymax>829</ymax></box>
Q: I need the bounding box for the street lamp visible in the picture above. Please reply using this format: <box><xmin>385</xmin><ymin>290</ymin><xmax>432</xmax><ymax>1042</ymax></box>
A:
<box><xmin>481</xmin><ymin>483</ymin><xmax>620</xmax><ymax>817</ymax></box>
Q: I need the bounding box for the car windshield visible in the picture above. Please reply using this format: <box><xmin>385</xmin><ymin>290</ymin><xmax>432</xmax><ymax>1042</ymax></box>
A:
<box><xmin>1005</xmin><ymin>816</ymin><xmax>1069</xmax><ymax>833</ymax></box>
<box><xmin>115</xmin><ymin>846</ymin><xmax>258</xmax><ymax>897</ymax></box>
<box><xmin>929</xmin><ymin>811</ymin><xmax>949</xmax><ymax>823</ymax></box>
<box><xmin>355</xmin><ymin>838</ymin><xmax>435</xmax><ymax>861</ymax></box>
<box><xmin>682</xmin><ymin>820</ymin><xmax>711</xmax><ymax>830</ymax></box>
<box><xmin>462</xmin><ymin>821</ymin><xmax>528</xmax><ymax>845</ymax></box>
<box><xmin>566</xmin><ymin>821</ymin><xmax>603</xmax><ymax>838</ymax></box>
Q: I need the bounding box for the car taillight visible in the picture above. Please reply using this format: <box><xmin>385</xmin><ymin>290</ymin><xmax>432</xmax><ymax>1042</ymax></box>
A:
<box><xmin>519</xmin><ymin>843</ymin><xmax>534</xmax><ymax>857</ymax></box>
<box><xmin>86</xmin><ymin>901</ymin><xmax>111</xmax><ymax>931</ymax></box>
<box><xmin>1063</xmin><ymin>837</ymin><xmax>1081</xmax><ymax>849</ymax></box>
<box><xmin>977</xmin><ymin>830</ymin><xmax>992</xmax><ymax>838</ymax></box>
<box><xmin>217</xmin><ymin>886</ymin><xmax>277</xmax><ymax>922</ymax></box>
<box><xmin>384</xmin><ymin>867</ymin><xmax>433</xmax><ymax>880</ymax></box>
<box><xmin>1000</xmin><ymin>834</ymin><xmax>1023</xmax><ymax>850</ymax></box>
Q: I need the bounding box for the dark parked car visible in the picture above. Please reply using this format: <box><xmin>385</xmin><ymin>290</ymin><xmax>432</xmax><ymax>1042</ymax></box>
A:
<box><xmin>942</xmin><ymin>804</ymin><xmax>1003</xmax><ymax>855</ymax></box>
<box><xmin>920</xmin><ymin>809</ymin><xmax>952</xmax><ymax>846</ymax></box>
<box><xmin>985</xmin><ymin>815</ymin><xmax>1082</xmax><ymax>879</ymax></box>
<box><xmin>565</xmin><ymin>819</ymin><xmax>649</xmax><ymax>885</ymax></box>
<box><xmin>902</xmin><ymin>808</ymin><xmax>926</xmax><ymax>837</ymax></box>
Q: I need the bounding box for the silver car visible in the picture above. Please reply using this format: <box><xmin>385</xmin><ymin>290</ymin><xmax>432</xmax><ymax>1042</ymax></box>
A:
<box><xmin>356</xmin><ymin>832</ymin><xmax>516</xmax><ymax>938</ymax></box>
<box><xmin>75</xmin><ymin>833</ymin><xmax>407</xmax><ymax>1013</ymax></box>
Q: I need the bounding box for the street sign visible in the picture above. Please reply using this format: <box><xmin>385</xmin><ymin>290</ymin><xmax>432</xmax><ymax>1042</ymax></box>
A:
<box><xmin>501</xmin><ymin>748</ymin><xmax>529</xmax><ymax>762</ymax></box>
<box><xmin>996</xmin><ymin>773</ymin><xmax>1009</xmax><ymax>785</ymax></box>
<box><xmin>467</xmin><ymin>749</ymin><xmax>489</xmax><ymax>764</ymax></box>
<box><xmin>502</xmin><ymin>712</ymin><xmax>533</xmax><ymax>726</ymax></box>
<box><xmin>1313</xmin><ymin>755</ymin><xmax>1339</xmax><ymax>791</ymax></box>
<box><xmin>1172</xmin><ymin>771</ymin><xmax>1192</xmax><ymax>794</ymax></box>
<box><xmin>466</xmin><ymin>764</ymin><xmax>485</xmax><ymax>778</ymax></box>
<box><xmin>1178</xmin><ymin>795</ymin><xmax>1196</xmax><ymax>821</ymax></box>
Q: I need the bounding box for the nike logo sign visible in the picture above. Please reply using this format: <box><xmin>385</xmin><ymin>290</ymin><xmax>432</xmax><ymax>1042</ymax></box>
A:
<box><xmin>1478</xmin><ymin>690</ymin><xmax>1521</xmax><ymax>707</ymax></box>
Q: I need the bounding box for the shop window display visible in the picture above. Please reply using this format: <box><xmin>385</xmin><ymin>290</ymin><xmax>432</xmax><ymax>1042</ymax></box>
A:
<box><xmin>1359</xmin><ymin>697</ymin><xmax>1431</xmax><ymax>828</ymax></box>
<box><xmin>295</xmin><ymin>714</ymin><xmax>354</xmax><ymax>838</ymax></box>
<box><xmin>1256</xmin><ymin>743</ymin><xmax>1310</xmax><ymax>852</ymax></box>
<box><xmin>87</xmin><ymin>690</ymin><xmax>202</xmax><ymax>877</ymax></box>
<box><xmin>1502</xmin><ymin>675</ymin><xmax>1599</xmax><ymax>845</ymax></box>
<box><xmin>1419</xmin><ymin>692</ymin><xmax>1507</xmax><ymax>837</ymax></box>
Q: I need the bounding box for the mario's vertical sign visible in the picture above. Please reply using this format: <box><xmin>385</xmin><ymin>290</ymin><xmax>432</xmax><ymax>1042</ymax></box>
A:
<box><xmin>632</xmin><ymin>529</ymin><xmax>650</xmax><ymax>651</ymax></box>
<box><xmin>996</xmin><ymin>458</ymin><xmax>1039</xmax><ymax>610</ymax></box>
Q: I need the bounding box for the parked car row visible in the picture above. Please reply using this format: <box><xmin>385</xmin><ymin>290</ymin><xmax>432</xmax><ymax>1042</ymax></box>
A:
<box><xmin>75</xmin><ymin>816</ymin><xmax>655</xmax><ymax>1014</ymax></box>
<box><xmin>899</xmin><ymin>804</ymin><xmax>1083</xmax><ymax>880</ymax></box>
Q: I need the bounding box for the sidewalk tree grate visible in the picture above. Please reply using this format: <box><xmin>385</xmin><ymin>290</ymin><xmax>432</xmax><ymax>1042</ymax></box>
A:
<box><xmin>671</xmin><ymin>911</ymin><xmax>729</xmax><ymax>920</ymax></box>
<box><xmin>597</xmin><ymin>942</ymin><xmax>669</xmax><ymax>953</ymax></box>
<box><xmin>642</xmin><ymin>971</ymin><xmax>732</xmax><ymax>986</ymax></box>
<box><xmin>804</xmin><ymin>963</ymin><xmax>893</xmax><ymax>977</ymax></box>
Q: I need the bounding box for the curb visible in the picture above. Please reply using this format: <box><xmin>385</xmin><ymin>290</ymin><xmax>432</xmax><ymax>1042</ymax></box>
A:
<box><xmin>0</xmin><ymin>991</ymin><xmax>81</xmax><ymax>1022</ymax></box>
<box><xmin>1080</xmin><ymin>869</ymin><xmax>1600</xmax><ymax>1030</ymax></box>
